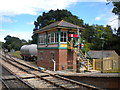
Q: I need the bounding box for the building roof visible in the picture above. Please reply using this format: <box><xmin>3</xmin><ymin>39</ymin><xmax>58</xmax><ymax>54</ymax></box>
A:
<box><xmin>36</xmin><ymin>20</ymin><xmax>84</xmax><ymax>33</ymax></box>
<box><xmin>87</xmin><ymin>50</ymin><xmax>118</xmax><ymax>59</ymax></box>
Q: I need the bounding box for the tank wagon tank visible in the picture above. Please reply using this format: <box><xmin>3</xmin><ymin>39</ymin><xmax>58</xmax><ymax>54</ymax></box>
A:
<box><xmin>20</xmin><ymin>44</ymin><xmax>37</xmax><ymax>60</ymax></box>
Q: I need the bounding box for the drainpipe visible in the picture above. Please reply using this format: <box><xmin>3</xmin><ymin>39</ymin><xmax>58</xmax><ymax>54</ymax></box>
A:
<box><xmin>52</xmin><ymin>59</ymin><xmax>56</xmax><ymax>71</ymax></box>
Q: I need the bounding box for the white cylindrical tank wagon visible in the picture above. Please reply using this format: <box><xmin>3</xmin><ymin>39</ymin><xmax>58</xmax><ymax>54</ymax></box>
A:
<box><xmin>20</xmin><ymin>44</ymin><xmax>37</xmax><ymax>60</ymax></box>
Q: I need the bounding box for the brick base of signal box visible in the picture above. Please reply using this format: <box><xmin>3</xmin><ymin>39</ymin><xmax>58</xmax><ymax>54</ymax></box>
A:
<box><xmin>37</xmin><ymin>49</ymin><xmax>77</xmax><ymax>71</ymax></box>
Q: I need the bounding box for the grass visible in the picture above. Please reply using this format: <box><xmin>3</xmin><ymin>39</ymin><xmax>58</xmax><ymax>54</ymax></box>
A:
<box><xmin>104</xmin><ymin>70</ymin><xmax>120</xmax><ymax>73</ymax></box>
<box><xmin>9</xmin><ymin>51</ymin><xmax>37</xmax><ymax>67</ymax></box>
<box><xmin>96</xmin><ymin>69</ymin><xmax>120</xmax><ymax>73</ymax></box>
<box><xmin>9</xmin><ymin>51</ymin><xmax>22</xmax><ymax>59</ymax></box>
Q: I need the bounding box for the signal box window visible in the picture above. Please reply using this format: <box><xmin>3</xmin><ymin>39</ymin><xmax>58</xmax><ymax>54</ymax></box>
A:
<box><xmin>48</xmin><ymin>32</ymin><xmax>58</xmax><ymax>43</ymax></box>
<box><xmin>39</xmin><ymin>34</ymin><xmax>46</xmax><ymax>44</ymax></box>
<box><xmin>61</xmin><ymin>31</ymin><xmax>67</xmax><ymax>42</ymax></box>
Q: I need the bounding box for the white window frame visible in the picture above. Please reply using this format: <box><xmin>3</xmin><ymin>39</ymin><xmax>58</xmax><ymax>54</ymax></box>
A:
<box><xmin>48</xmin><ymin>32</ymin><xmax>58</xmax><ymax>44</ymax></box>
<box><xmin>60</xmin><ymin>31</ymin><xmax>67</xmax><ymax>43</ymax></box>
<box><xmin>38</xmin><ymin>34</ymin><xmax>46</xmax><ymax>44</ymax></box>
<box><xmin>55</xmin><ymin>32</ymin><xmax>58</xmax><ymax>43</ymax></box>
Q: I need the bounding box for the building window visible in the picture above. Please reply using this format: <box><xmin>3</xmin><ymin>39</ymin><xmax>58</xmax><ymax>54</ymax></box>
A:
<box><xmin>48</xmin><ymin>32</ymin><xmax>58</xmax><ymax>43</ymax></box>
<box><xmin>51</xmin><ymin>33</ymin><xmax>54</xmax><ymax>43</ymax></box>
<box><xmin>61</xmin><ymin>31</ymin><xmax>67</xmax><ymax>42</ymax></box>
<box><xmin>38</xmin><ymin>34</ymin><xmax>46</xmax><ymax>44</ymax></box>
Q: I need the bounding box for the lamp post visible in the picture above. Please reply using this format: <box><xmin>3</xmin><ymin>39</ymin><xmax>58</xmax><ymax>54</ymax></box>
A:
<box><xmin>101</xmin><ymin>36</ymin><xmax>104</xmax><ymax>73</ymax></box>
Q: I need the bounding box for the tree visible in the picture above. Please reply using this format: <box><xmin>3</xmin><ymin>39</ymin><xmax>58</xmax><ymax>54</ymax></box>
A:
<box><xmin>82</xmin><ymin>24</ymin><xmax>114</xmax><ymax>50</ymax></box>
<box><xmin>117</xmin><ymin>27</ymin><xmax>120</xmax><ymax>37</ymax></box>
<box><xmin>112</xmin><ymin>2</ymin><xmax>120</xmax><ymax>15</ymax></box>
<box><xmin>63</xmin><ymin>16</ymin><xmax>83</xmax><ymax>27</ymax></box>
<box><xmin>4</xmin><ymin>35</ymin><xmax>28</xmax><ymax>51</ymax></box>
<box><xmin>32</xmin><ymin>9</ymin><xmax>119</xmax><ymax>50</ymax></box>
<box><xmin>82</xmin><ymin>24</ymin><xmax>95</xmax><ymax>43</ymax></box>
<box><xmin>0</xmin><ymin>41</ymin><xmax>4</xmax><ymax>49</ymax></box>
<box><xmin>32</xmin><ymin>9</ymin><xmax>84</xmax><ymax>43</ymax></box>
<box><xmin>34</xmin><ymin>9</ymin><xmax>73</xmax><ymax>30</ymax></box>
<box><xmin>111</xmin><ymin>2</ymin><xmax>120</xmax><ymax>49</ymax></box>
<box><xmin>31</xmin><ymin>33</ymin><xmax>38</xmax><ymax>44</ymax></box>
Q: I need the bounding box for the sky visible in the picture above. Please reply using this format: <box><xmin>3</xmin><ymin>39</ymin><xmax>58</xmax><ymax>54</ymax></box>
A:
<box><xmin>0</xmin><ymin>0</ymin><xmax>120</xmax><ymax>42</ymax></box>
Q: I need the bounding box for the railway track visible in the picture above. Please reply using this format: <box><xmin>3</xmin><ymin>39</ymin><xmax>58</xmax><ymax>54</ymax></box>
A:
<box><xmin>1</xmin><ymin>53</ymin><xmax>102</xmax><ymax>90</ymax></box>
<box><xmin>1</xmin><ymin>63</ymin><xmax>35</xmax><ymax>90</ymax></box>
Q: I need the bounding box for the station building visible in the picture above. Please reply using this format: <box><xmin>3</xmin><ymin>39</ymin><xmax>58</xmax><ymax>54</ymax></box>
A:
<box><xmin>35</xmin><ymin>20</ymin><xmax>84</xmax><ymax>71</ymax></box>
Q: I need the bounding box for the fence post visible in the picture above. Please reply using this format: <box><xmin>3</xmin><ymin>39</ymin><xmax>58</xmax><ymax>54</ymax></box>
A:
<box><xmin>93</xmin><ymin>59</ymin><xmax>95</xmax><ymax>70</ymax></box>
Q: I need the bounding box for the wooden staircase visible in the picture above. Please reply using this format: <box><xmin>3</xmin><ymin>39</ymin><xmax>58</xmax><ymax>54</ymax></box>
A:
<box><xmin>73</xmin><ymin>48</ymin><xmax>93</xmax><ymax>70</ymax></box>
<box><xmin>68</xmin><ymin>41</ymin><xmax>93</xmax><ymax>71</ymax></box>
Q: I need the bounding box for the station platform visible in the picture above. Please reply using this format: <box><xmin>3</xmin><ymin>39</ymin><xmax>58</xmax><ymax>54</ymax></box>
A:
<box><xmin>46</xmin><ymin>69</ymin><xmax>120</xmax><ymax>77</ymax></box>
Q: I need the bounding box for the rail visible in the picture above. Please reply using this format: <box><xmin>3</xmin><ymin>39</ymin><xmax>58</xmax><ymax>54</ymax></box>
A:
<box><xmin>1</xmin><ymin>63</ymin><xmax>36</xmax><ymax>90</ymax></box>
<box><xmin>1</xmin><ymin>53</ymin><xmax>102</xmax><ymax>90</ymax></box>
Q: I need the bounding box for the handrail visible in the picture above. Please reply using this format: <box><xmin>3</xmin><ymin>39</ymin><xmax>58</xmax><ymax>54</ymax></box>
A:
<box><xmin>83</xmin><ymin>48</ymin><xmax>92</xmax><ymax>59</ymax></box>
<box><xmin>68</xmin><ymin>40</ymin><xmax>93</xmax><ymax>70</ymax></box>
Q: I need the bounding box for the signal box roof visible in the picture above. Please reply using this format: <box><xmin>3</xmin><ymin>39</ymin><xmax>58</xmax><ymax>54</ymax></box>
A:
<box><xmin>35</xmin><ymin>20</ymin><xmax>84</xmax><ymax>33</ymax></box>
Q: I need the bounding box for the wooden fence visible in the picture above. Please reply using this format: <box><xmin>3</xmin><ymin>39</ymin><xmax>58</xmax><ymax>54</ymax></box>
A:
<box><xmin>92</xmin><ymin>57</ymin><xmax>120</xmax><ymax>72</ymax></box>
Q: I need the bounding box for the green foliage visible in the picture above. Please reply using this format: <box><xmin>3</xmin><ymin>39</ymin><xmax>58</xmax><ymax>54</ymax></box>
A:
<box><xmin>32</xmin><ymin>9</ymin><xmax>120</xmax><ymax>50</ymax></box>
<box><xmin>81</xmin><ymin>24</ymin><xmax>118</xmax><ymax>50</ymax></box>
<box><xmin>0</xmin><ymin>41</ymin><xmax>4</xmax><ymax>49</ymax></box>
<box><xmin>36</xmin><ymin>9</ymin><xmax>84</xmax><ymax>28</ymax></box>
<box><xmin>35</xmin><ymin>9</ymin><xmax>73</xmax><ymax>29</ymax></box>
<box><xmin>63</xmin><ymin>16</ymin><xmax>83</xmax><ymax>27</ymax></box>
<box><xmin>31</xmin><ymin>33</ymin><xmax>38</xmax><ymax>44</ymax></box>
<box><xmin>117</xmin><ymin>26</ymin><xmax>120</xmax><ymax>37</ymax></box>
<box><xmin>112</xmin><ymin>2</ymin><xmax>120</xmax><ymax>15</ymax></box>
<box><xmin>112</xmin><ymin>2</ymin><xmax>120</xmax><ymax>37</ymax></box>
<box><xmin>4</xmin><ymin>35</ymin><xmax>28</xmax><ymax>51</ymax></box>
<box><xmin>32</xmin><ymin>9</ymin><xmax>84</xmax><ymax>43</ymax></box>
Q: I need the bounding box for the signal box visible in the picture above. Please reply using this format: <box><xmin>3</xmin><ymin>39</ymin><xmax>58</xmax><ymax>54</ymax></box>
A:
<box><xmin>35</xmin><ymin>20</ymin><xmax>83</xmax><ymax>71</ymax></box>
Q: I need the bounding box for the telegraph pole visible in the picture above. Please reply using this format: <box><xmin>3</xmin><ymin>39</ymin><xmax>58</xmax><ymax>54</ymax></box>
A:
<box><xmin>101</xmin><ymin>29</ymin><xmax>104</xmax><ymax>73</ymax></box>
<box><xmin>101</xmin><ymin>40</ymin><xmax>104</xmax><ymax>73</ymax></box>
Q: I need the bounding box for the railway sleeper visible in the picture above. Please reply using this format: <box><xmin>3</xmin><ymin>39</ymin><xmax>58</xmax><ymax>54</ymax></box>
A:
<box><xmin>48</xmin><ymin>79</ymin><xmax>72</xmax><ymax>85</ymax></box>
<box><xmin>2</xmin><ymin>75</ymin><xmax>16</xmax><ymax>80</ymax></box>
<box><xmin>1</xmin><ymin>63</ymin><xmax>36</xmax><ymax>90</ymax></box>
<box><xmin>6</xmin><ymin>55</ymin><xmax>39</xmax><ymax>71</ymax></box>
<box><xmin>40</xmin><ymin>77</ymin><xmax>68</xmax><ymax>89</ymax></box>
<box><xmin>7</xmin><ymin>60</ymin><xmax>32</xmax><ymax>71</ymax></box>
<box><xmin>42</xmin><ymin>77</ymin><xmax>80</xmax><ymax>89</ymax></box>
<box><xmin>1</xmin><ymin>53</ymin><xmax>102</xmax><ymax>90</ymax></box>
<box><xmin>55</xmin><ymin>81</ymin><xmax>72</xmax><ymax>85</ymax></box>
<box><xmin>55</xmin><ymin>75</ymin><xmax>101</xmax><ymax>90</ymax></box>
<box><xmin>3</xmin><ymin>79</ymin><xmax>29</xmax><ymax>88</ymax></box>
<box><xmin>3</xmin><ymin>58</ymin><xmax>32</xmax><ymax>74</ymax></box>
<box><xmin>24</xmin><ymin>78</ymin><xmax>58</xmax><ymax>89</ymax></box>
<box><xmin>60</xmin><ymin>83</ymin><xmax>80</xmax><ymax>88</ymax></box>
<box><xmin>41</xmin><ymin>76</ymin><xmax>89</xmax><ymax>89</ymax></box>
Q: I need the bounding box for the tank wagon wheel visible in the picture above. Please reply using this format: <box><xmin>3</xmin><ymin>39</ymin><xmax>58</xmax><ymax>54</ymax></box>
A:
<box><xmin>22</xmin><ymin>56</ymin><xmax>24</xmax><ymax>60</ymax></box>
<box><xmin>32</xmin><ymin>56</ymin><xmax>37</xmax><ymax>61</ymax></box>
<box><xmin>24</xmin><ymin>56</ymin><xmax>27</xmax><ymax>61</ymax></box>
